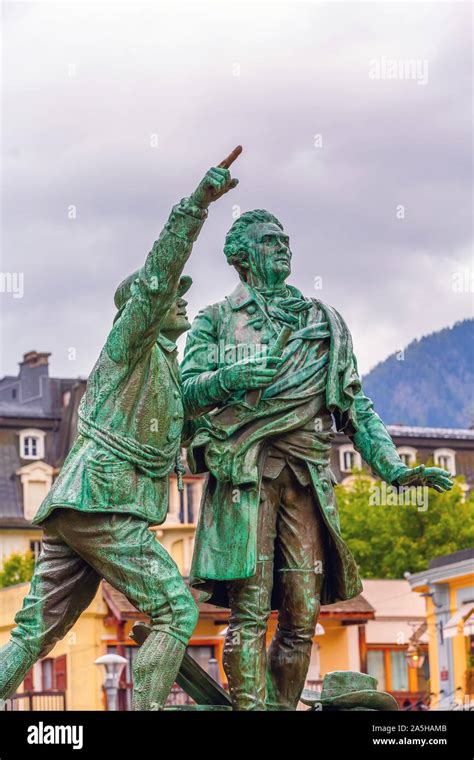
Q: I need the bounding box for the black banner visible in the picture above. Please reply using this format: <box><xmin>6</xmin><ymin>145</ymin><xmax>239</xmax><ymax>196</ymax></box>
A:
<box><xmin>0</xmin><ymin>709</ymin><xmax>472</xmax><ymax>758</ymax></box>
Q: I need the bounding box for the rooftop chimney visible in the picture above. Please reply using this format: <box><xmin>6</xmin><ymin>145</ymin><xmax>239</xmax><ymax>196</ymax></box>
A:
<box><xmin>21</xmin><ymin>351</ymin><xmax>51</xmax><ymax>370</ymax></box>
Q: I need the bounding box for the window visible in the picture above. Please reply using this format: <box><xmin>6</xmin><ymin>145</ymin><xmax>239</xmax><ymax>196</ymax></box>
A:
<box><xmin>17</xmin><ymin>461</ymin><xmax>53</xmax><ymax>522</ymax></box>
<box><xmin>187</xmin><ymin>645</ymin><xmax>216</xmax><ymax>674</ymax></box>
<box><xmin>24</xmin><ymin>437</ymin><xmax>38</xmax><ymax>457</ymax></box>
<box><xmin>339</xmin><ymin>444</ymin><xmax>362</xmax><ymax>473</ymax></box>
<box><xmin>367</xmin><ymin>649</ymin><xmax>385</xmax><ymax>691</ymax></box>
<box><xmin>417</xmin><ymin>653</ymin><xmax>430</xmax><ymax>693</ymax></box>
<box><xmin>179</xmin><ymin>482</ymin><xmax>196</xmax><ymax>524</ymax></box>
<box><xmin>367</xmin><ymin>650</ymin><xmax>386</xmax><ymax>691</ymax></box>
<box><xmin>434</xmin><ymin>448</ymin><xmax>456</xmax><ymax>475</ymax></box>
<box><xmin>390</xmin><ymin>650</ymin><xmax>409</xmax><ymax>691</ymax></box>
<box><xmin>25</xmin><ymin>656</ymin><xmax>67</xmax><ymax>693</ymax></box>
<box><xmin>19</xmin><ymin>429</ymin><xmax>45</xmax><ymax>460</ymax></box>
<box><xmin>397</xmin><ymin>447</ymin><xmax>417</xmax><ymax>467</ymax></box>
<box><xmin>29</xmin><ymin>540</ymin><xmax>42</xmax><ymax>560</ymax></box>
<box><xmin>343</xmin><ymin>451</ymin><xmax>354</xmax><ymax>470</ymax></box>
<box><xmin>42</xmin><ymin>659</ymin><xmax>54</xmax><ymax>690</ymax></box>
<box><xmin>368</xmin><ymin>647</ymin><xmax>423</xmax><ymax>695</ymax></box>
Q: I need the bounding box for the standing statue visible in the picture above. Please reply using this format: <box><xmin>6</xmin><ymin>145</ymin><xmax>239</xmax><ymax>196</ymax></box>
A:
<box><xmin>0</xmin><ymin>150</ymin><xmax>240</xmax><ymax>711</ymax></box>
<box><xmin>181</xmin><ymin>206</ymin><xmax>453</xmax><ymax>710</ymax></box>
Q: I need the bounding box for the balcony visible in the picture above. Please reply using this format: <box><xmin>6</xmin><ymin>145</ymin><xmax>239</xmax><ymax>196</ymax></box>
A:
<box><xmin>2</xmin><ymin>690</ymin><xmax>66</xmax><ymax>711</ymax></box>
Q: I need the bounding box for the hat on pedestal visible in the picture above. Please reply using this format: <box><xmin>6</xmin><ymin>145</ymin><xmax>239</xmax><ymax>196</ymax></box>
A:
<box><xmin>300</xmin><ymin>671</ymin><xmax>399</xmax><ymax>711</ymax></box>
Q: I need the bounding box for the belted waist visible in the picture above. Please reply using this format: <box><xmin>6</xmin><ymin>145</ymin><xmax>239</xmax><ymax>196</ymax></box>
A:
<box><xmin>77</xmin><ymin>413</ymin><xmax>178</xmax><ymax>480</ymax></box>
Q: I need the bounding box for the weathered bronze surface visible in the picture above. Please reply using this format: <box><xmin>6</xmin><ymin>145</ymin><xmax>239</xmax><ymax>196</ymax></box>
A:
<box><xmin>181</xmin><ymin>203</ymin><xmax>453</xmax><ymax>710</ymax></box>
<box><xmin>0</xmin><ymin>151</ymin><xmax>240</xmax><ymax>710</ymax></box>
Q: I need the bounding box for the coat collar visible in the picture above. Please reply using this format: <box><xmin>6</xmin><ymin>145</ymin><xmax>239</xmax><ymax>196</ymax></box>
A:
<box><xmin>226</xmin><ymin>281</ymin><xmax>255</xmax><ymax>311</ymax></box>
<box><xmin>226</xmin><ymin>281</ymin><xmax>306</xmax><ymax>311</ymax></box>
<box><xmin>157</xmin><ymin>333</ymin><xmax>178</xmax><ymax>353</ymax></box>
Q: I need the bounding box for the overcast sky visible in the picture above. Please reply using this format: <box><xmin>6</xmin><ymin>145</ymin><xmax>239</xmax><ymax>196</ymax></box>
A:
<box><xmin>0</xmin><ymin>1</ymin><xmax>472</xmax><ymax>381</ymax></box>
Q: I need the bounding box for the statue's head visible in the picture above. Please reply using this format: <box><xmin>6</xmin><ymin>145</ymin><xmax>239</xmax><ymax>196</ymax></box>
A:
<box><xmin>224</xmin><ymin>209</ymin><xmax>291</xmax><ymax>289</ymax></box>
<box><xmin>114</xmin><ymin>272</ymin><xmax>192</xmax><ymax>342</ymax></box>
<box><xmin>159</xmin><ymin>285</ymin><xmax>191</xmax><ymax>342</ymax></box>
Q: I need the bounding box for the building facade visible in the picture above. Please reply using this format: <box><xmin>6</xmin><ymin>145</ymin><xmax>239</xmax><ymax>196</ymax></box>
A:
<box><xmin>331</xmin><ymin>424</ymin><xmax>474</xmax><ymax>492</ymax></box>
<box><xmin>407</xmin><ymin>549</ymin><xmax>474</xmax><ymax>710</ymax></box>
<box><xmin>362</xmin><ymin>579</ymin><xmax>430</xmax><ymax>709</ymax></box>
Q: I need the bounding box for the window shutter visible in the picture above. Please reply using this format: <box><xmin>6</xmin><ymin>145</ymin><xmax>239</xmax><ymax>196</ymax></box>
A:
<box><xmin>54</xmin><ymin>655</ymin><xmax>67</xmax><ymax>691</ymax></box>
<box><xmin>23</xmin><ymin>668</ymin><xmax>34</xmax><ymax>692</ymax></box>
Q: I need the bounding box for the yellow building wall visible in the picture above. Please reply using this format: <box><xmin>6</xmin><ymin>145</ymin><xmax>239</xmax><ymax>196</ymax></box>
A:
<box><xmin>0</xmin><ymin>530</ymin><xmax>43</xmax><ymax>564</ymax></box>
<box><xmin>449</xmin><ymin>577</ymin><xmax>473</xmax><ymax>700</ymax></box>
<box><xmin>425</xmin><ymin>595</ymin><xmax>440</xmax><ymax>699</ymax></box>
<box><xmin>413</xmin><ymin>573</ymin><xmax>473</xmax><ymax>704</ymax></box>
<box><xmin>0</xmin><ymin>582</ymin><xmax>109</xmax><ymax>711</ymax></box>
<box><xmin>319</xmin><ymin>623</ymin><xmax>352</xmax><ymax>674</ymax></box>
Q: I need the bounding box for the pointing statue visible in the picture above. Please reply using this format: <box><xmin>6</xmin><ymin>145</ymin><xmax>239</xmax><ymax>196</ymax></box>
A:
<box><xmin>0</xmin><ymin>149</ymin><xmax>241</xmax><ymax>711</ymax></box>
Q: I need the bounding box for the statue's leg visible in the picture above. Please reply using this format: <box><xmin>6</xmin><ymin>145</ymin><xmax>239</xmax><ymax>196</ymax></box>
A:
<box><xmin>0</xmin><ymin>511</ymin><xmax>101</xmax><ymax>702</ymax></box>
<box><xmin>223</xmin><ymin>480</ymin><xmax>278</xmax><ymax>710</ymax></box>
<box><xmin>54</xmin><ymin>510</ymin><xmax>199</xmax><ymax>710</ymax></box>
<box><xmin>266</xmin><ymin>470</ymin><xmax>327</xmax><ymax>710</ymax></box>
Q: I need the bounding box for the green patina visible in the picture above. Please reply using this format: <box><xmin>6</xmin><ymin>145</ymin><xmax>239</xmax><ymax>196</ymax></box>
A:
<box><xmin>181</xmin><ymin>204</ymin><xmax>453</xmax><ymax>710</ymax></box>
<box><xmin>0</xmin><ymin>146</ymin><xmax>452</xmax><ymax>712</ymax></box>
<box><xmin>0</xmin><ymin>152</ymin><xmax>240</xmax><ymax>711</ymax></box>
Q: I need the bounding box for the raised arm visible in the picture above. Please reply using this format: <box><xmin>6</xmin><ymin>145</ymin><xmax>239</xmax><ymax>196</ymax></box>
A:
<box><xmin>106</xmin><ymin>149</ymin><xmax>241</xmax><ymax>364</ymax></box>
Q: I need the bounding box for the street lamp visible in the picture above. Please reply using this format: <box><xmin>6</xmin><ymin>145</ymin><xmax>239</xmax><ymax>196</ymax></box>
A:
<box><xmin>94</xmin><ymin>653</ymin><xmax>128</xmax><ymax>711</ymax></box>
<box><xmin>405</xmin><ymin>644</ymin><xmax>426</xmax><ymax>670</ymax></box>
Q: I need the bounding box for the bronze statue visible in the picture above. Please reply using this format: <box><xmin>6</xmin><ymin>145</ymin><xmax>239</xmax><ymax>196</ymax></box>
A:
<box><xmin>0</xmin><ymin>145</ymin><xmax>452</xmax><ymax>712</ymax></box>
<box><xmin>181</xmin><ymin>203</ymin><xmax>453</xmax><ymax>710</ymax></box>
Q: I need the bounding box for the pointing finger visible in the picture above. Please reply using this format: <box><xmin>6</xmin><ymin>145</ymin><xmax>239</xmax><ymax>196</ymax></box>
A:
<box><xmin>218</xmin><ymin>145</ymin><xmax>243</xmax><ymax>169</ymax></box>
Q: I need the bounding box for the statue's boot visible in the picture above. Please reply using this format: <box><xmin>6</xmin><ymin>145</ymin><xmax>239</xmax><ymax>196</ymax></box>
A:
<box><xmin>223</xmin><ymin>557</ymin><xmax>273</xmax><ymax>710</ymax></box>
<box><xmin>265</xmin><ymin>628</ymin><xmax>314</xmax><ymax>710</ymax></box>
<box><xmin>223</xmin><ymin>632</ymin><xmax>267</xmax><ymax>710</ymax></box>
<box><xmin>266</xmin><ymin>571</ymin><xmax>322</xmax><ymax>711</ymax></box>
<box><xmin>0</xmin><ymin>640</ymin><xmax>35</xmax><ymax>702</ymax></box>
<box><xmin>132</xmin><ymin>630</ymin><xmax>186</xmax><ymax>711</ymax></box>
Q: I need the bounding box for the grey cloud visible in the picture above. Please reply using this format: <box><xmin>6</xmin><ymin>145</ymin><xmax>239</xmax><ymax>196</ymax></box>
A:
<box><xmin>1</xmin><ymin>1</ymin><xmax>472</xmax><ymax>380</ymax></box>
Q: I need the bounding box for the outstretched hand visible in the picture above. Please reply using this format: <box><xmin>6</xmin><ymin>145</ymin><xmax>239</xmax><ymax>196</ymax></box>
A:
<box><xmin>396</xmin><ymin>464</ymin><xmax>453</xmax><ymax>493</ymax></box>
<box><xmin>192</xmin><ymin>146</ymin><xmax>242</xmax><ymax>208</ymax></box>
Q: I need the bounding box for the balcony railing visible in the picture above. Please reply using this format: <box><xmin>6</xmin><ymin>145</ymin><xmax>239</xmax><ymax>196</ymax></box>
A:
<box><xmin>2</xmin><ymin>690</ymin><xmax>66</xmax><ymax>711</ymax></box>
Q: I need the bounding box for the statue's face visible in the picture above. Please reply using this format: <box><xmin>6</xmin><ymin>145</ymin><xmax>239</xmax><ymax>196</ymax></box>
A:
<box><xmin>160</xmin><ymin>296</ymin><xmax>190</xmax><ymax>340</ymax></box>
<box><xmin>243</xmin><ymin>222</ymin><xmax>292</xmax><ymax>287</ymax></box>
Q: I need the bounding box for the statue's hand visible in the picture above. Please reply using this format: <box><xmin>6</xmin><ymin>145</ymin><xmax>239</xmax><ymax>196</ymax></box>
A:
<box><xmin>192</xmin><ymin>167</ymin><xmax>238</xmax><ymax>208</ymax></box>
<box><xmin>396</xmin><ymin>464</ymin><xmax>453</xmax><ymax>493</ymax></box>
<box><xmin>221</xmin><ymin>354</ymin><xmax>280</xmax><ymax>392</ymax></box>
<box><xmin>192</xmin><ymin>146</ymin><xmax>241</xmax><ymax>208</ymax></box>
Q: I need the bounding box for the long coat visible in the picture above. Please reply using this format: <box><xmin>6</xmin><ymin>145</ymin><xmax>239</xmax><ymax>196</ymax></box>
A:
<box><xmin>181</xmin><ymin>282</ymin><xmax>407</xmax><ymax>607</ymax></box>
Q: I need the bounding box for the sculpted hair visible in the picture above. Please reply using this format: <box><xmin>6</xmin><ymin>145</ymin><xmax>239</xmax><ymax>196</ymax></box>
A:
<box><xmin>223</xmin><ymin>209</ymin><xmax>283</xmax><ymax>278</ymax></box>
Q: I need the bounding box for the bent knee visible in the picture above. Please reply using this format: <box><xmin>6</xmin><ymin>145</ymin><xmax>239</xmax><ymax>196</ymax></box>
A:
<box><xmin>278</xmin><ymin>599</ymin><xmax>321</xmax><ymax>639</ymax></box>
<box><xmin>166</xmin><ymin>588</ymin><xmax>199</xmax><ymax>642</ymax></box>
<box><xmin>179</xmin><ymin>591</ymin><xmax>199</xmax><ymax>638</ymax></box>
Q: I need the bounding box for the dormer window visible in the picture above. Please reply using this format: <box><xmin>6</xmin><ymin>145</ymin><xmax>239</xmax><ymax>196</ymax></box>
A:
<box><xmin>19</xmin><ymin>429</ymin><xmax>45</xmax><ymax>460</ymax></box>
<box><xmin>397</xmin><ymin>447</ymin><xmax>417</xmax><ymax>467</ymax></box>
<box><xmin>434</xmin><ymin>448</ymin><xmax>456</xmax><ymax>476</ymax></box>
<box><xmin>339</xmin><ymin>444</ymin><xmax>362</xmax><ymax>473</ymax></box>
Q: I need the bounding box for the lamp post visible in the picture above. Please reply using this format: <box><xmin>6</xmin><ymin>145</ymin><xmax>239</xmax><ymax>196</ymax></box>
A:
<box><xmin>94</xmin><ymin>653</ymin><xmax>128</xmax><ymax>711</ymax></box>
